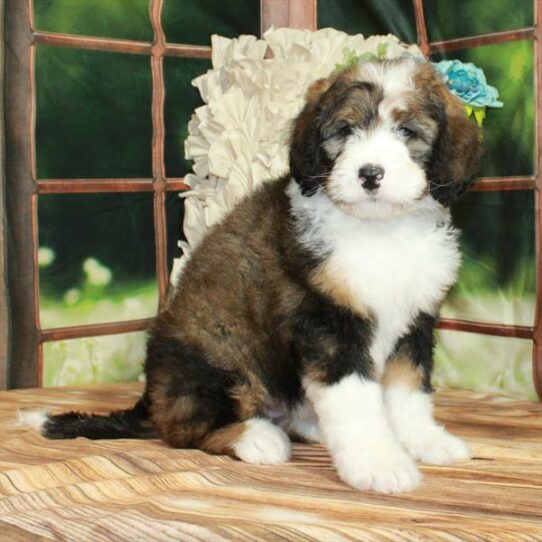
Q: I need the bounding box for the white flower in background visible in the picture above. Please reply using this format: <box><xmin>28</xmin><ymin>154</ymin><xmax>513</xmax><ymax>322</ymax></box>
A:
<box><xmin>172</xmin><ymin>28</ymin><xmax>423</xmax><ymax>284</ymax></box>
<box><xmin>38</xmin><ymin>246</ymin><xmax>55</xmax><ymax>268</ymax></box>
<box><xmin>123</xmin><ymin>298</ymin><xmax>143</xmax><ymax>314</ymax></box>
<box><xmin>63</xmin><ymin>288</ymin><xmax>81</xmax><ymax>306</ymax></box>
<box><xmin>83</xmin><ymin>257</ymin><xmax>112</xmax><ymax>287</ymax></box>
<box><xmin>56</xmin><ymin>356</ymin><xmax>89</xmax><ymax>386</ymax></box>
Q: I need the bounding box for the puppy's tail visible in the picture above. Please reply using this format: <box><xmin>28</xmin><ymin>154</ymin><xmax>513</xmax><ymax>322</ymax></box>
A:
<box><xmin>17</xmin><ymin>393</ymin><xmax>157</xmax><ymax>440</ymax></box>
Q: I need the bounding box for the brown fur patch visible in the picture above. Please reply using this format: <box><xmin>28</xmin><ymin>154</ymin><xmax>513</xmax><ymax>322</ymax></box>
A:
<box><xmin>230</xmin><ymin>374</ymin><xmax>269</xmax><ymax>420</ymax></box>
<box><xmin>145</xmin><ymin>179</ymin><xmax>309</xmax><ymax>452</ymax></box>
<box><xmin>159</xmin><ymin>178</ymin><xmax>306</xmax><ymax>378</ymax></box>
<box><xmin>331</xmin><ymin>83</ymin><xmax>381</xmax><ymax>128</ymax></box>
<box><xmin>305</xmin><ymin>66</ymin><xmax>358</xmax><ymax>104</ymax></box>
<box><xmin>199</xmin><ymin>422</ymin><xmax>246</xmax><ymax>456</ymax></box>
<box><xmin>413</xmin><ymin>63</ymin><xmax>465</xmax><ymax>116</ymax></box>
<box><xmin>391</xmin><ymin>103</ymin><xmax>439</xmax><ymax>140</ymax></box>
<box><xmin>310</xmin><ymin>259</ymin><xmax>369</xmax><ymax>317</ymax></box>
<box><xmin>148</xmin><ymin>383</ymin><xmax>206</xmax><ymax>448</ymax></box>
<box><xmin>381</xmin><ymin>357</ymin><xmax>423</xmax><ymax>391</ymax></box>
<box><xmin>413</xmin><ymin>63</ymin><xmax>483</xmax><ymax>203</ymax></box>
<box><xmin>305</xmin><ymin>77</ymin><xmax>333</xmax><ymax>103</ymax></box>
<box><xmin>303</xmin><ymin>366</ymin><xmax>328</xmax><ymax>386</ymax></box>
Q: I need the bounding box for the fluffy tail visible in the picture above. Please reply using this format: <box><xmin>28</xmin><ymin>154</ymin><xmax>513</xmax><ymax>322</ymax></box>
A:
<box><xmin>18</xmin><ymin>394</ymin><xmax>157</xmax><ymax>440</ymax></box>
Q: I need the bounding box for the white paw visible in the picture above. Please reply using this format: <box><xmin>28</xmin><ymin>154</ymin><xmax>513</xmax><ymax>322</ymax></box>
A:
<box><xmin>234</xmin><ymin>418</ymin><xmax>291</xmax><ymax>465</ymax></box>
<box><xmin>405</xmin><ymin>428</ymin><xmax>471</xmax><ymax>465</ymax></box>
<box><xmin>335</xmin><ymin>445</ymin><xmax>421</xmax><ymax>493</ymax></box>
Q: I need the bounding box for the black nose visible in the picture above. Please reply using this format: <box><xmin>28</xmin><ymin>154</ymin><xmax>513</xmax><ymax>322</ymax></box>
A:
<box><xmin>359</xmin><ymin>164</ymin><xmax>384</xmax><ymax>192</ymax></box>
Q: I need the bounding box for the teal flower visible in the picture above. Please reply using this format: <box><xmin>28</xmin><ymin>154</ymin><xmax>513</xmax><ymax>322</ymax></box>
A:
<box><xmin>433</xmin><ymin>60</ymin><xmax>503</xmax><ymax>108</ymax></box>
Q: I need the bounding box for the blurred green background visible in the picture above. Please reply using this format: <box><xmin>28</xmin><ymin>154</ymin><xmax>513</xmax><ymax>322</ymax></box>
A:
<box><xmin>33</xmin><ymin>0</ymin><xmax>536</xmax><ymax>398</ymax></box>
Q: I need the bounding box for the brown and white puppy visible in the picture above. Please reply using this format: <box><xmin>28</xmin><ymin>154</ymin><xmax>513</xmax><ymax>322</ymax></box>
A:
<box><xmin>33</xmin><ymin>58</ymin><xmax>482</xmax><ymax>493</ymax></box>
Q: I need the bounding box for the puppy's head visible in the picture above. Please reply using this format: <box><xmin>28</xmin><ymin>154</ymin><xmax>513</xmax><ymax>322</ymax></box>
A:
<box><xmin>289</xmin><ymin>58</ymin><xmax>483</xmax><ymax>219</ymax></box>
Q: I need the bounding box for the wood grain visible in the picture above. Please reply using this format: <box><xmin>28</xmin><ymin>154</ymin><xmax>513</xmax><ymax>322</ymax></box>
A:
<box><xmin>1</xmin><ymin>384</ymin><xmax>540</xmax><ymax>541</ymax></box>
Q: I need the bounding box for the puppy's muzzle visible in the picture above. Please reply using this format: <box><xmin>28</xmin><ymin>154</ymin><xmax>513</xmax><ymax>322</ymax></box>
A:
<box><xmin>359</xmin><ymin>164</ymin><xmax>385</xmax><ymax>193</ymax></box>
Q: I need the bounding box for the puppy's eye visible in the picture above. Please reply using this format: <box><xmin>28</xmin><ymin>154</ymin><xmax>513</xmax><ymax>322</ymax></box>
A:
<box><xmin>397</xmin><ymin>125</ymin><xmax>416</xmax><ymax>138</ymax></box>
<box><xmin>324</xmin><ymin>123</ymin><xmax>352</xmax><ymax>141</ymax></box>
<box><xmin>335</xmin><ymin>124</ymin><xmax>352</xmax><ymax>138</ymax></box>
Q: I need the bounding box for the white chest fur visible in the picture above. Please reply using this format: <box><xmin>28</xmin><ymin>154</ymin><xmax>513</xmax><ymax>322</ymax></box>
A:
<box><xmin>289</xmin><ymin>182</ymin><xmax>461</xmax><ymax>375</ymax></box>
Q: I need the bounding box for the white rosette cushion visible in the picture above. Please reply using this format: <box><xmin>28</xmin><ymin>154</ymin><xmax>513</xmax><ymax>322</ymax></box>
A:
<box><xmin>171</xmin><ymin>28</ymin><xmax>423</xmax><ymax>283</ymax></box>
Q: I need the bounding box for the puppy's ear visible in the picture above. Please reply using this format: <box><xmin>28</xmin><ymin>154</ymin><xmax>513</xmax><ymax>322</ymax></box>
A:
<box><xmin>424</xmin><ymin>67</ymin><xmax>484</xmax><ymax>206</ymax></box>
<box><xmin>289</xmin><ymin>78</ymin><xmax>333</xmax><ymax>196</ymax></box>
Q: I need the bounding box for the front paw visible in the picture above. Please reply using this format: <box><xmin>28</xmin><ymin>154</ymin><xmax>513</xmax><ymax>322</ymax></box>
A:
<box><xmin>234</xmin><ymin>419</ymin><xmax>292</xmax><ymax>465</ymax></box>
<box><xmin>335</xmin><ymin>445</ymin><xmax>421</xmax><ymax>493</ymax></box>
<box><xmin>404</xmin><ymin>428</ymin><xmax>471</xmax><ymax>465</ymax></box>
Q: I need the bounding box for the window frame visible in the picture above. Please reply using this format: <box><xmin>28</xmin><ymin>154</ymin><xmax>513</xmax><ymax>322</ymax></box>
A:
<box><xmin>4</xmin><ymin>0</ymin><xmax>541</xmax><ymax>399</ymax></box>
<box><xmin>0</xmin><ymin>0</ymin><xmax>7</xmax><ymax>390</ymax></box>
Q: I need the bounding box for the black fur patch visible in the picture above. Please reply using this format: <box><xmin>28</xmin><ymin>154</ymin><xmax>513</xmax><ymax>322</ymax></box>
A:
<box><xmin>293</xmin><ymin>295</ymin><xmax>375</xmax><ymax>385</ymax></box>
<box><xmin>426</xmin><ymin>94</ymin><xmax>482</xmax><ymax>206</ymax></box>
<box><xmin>145</xmin><ymin>336</ymin><xmax>240</xmax><ymax>435</ymax></box>
<box><xmin>42</xmin><ymin>394</ymin><xmax>156</xmax><ymax>440</ymax></box>
<box><xmin>391</xmin><ymin>312</ymin><xmax>437</xmax><ymax>393</ymax></box>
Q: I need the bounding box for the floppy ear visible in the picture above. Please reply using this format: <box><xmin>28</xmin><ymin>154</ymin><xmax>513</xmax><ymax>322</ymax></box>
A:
<box><xmin>289</xmin><ymin>78</ymin><xmax>333</xmax><ymax>196</ymax></box>
<box><xmin>427</xmin><ymin>76</ymin><xmax>484</xmax><ymax>206</ymax></box>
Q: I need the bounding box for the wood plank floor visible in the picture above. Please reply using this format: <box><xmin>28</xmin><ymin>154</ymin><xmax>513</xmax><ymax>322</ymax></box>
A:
<box><xmin>1</xmin><ymin>384</ymin><xmax>541</xmax><ymax>541</ymax></box>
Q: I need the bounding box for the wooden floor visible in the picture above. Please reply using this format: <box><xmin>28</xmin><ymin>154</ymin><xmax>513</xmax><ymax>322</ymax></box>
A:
<box><xmin>0</xmin><ymin>384</ymin><xmax>541</xmax><ymax>541</ymax></box>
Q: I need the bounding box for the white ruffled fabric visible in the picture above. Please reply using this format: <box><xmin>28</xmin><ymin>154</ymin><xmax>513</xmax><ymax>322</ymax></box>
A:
<box><xmin>171</xmin><ymin>28</ymin><xmax>423</xmax><ymax>283</ymax></box>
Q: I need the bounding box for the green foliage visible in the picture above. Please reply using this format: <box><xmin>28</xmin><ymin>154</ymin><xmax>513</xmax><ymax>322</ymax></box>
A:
<box><xmin>333</xmin><ymin>44</ymin><xmax>388</xmax><ymax>73</ymax></box>
<box><xmin>43</xmin><ymin>330</ymin><xmax>147</xmax><ymax>386</ymax></box>
<box><xmin>434</xmin><ymin>40</ymin><xmax>534</xmax><ymax>178</ymax></box>
<box><xmin>34</xmin><ymin>0</ymin><xmax>152</xmax><ymax>41</ymax></box>
<box><xmin>35</xmin><ymin>46</ymin><xmax>153</xmax><ymax>179</ymax></box>
<box><xmin>434</xmin><ymin>331</ymin><xmax>537</xmax><ymax>400</ymax></box>
<box><xmin>164</xmin><ymin>57</ymin><xmax>212</xmax><ymax>177</ymax></box>
<box><xmin>39</xmin><ymin>192</ymin><xmax>182</xmax><ymax>295</ymax></box>
<box><xmin>39</xmin><ymin>193</ymin><xmax>156</xmax><ymax>293</ymax></box>
<box><xmin>452</xmin><ymin>191</ymin><xmax>535</xmax><ymax>296</ymax></box>
<box><xmin>318</xmin><ymin>0</ymin><xmax>417</xmax><ymax>43</ymax></box>
<box><xmin>39</xmin><ymin>248</ymin><xmax>157</xmax><ymax>328</ymax></box>
<box><xmin>162</xmin><ymin>0</ymin><xmax>260</xmax><ymax>45</ymax></box>
<box><xmin>41</xmin><ymin>262</ymin><xmax>155</xmax><ymax>386</ymax></box>
<box><xmin>424</xmin><ymin>0</ymin><xmax>533</xmax><ymax>41</ymax></box>
<box><xmin>41</xmin><ymin>280</ymin><xmax>158</xmax><ymax>328</ymax></box>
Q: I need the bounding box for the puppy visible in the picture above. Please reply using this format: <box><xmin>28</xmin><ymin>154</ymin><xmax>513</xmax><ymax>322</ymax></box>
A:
<box><xmin>34</xmin><ymin>58</ymin><xmax>482</xmax><ymax>493</ymax></box>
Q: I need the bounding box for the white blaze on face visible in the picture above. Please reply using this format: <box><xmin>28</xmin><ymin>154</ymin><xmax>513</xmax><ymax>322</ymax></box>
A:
<box><xmin>327</xmin><ymin>127</ymin><xmax>427</xmax><ymax>219</ymax></box>
<box><xmin>325</xmin><ymin>60</ymin><xmax>429</xmax><ymax>220</ymax></box>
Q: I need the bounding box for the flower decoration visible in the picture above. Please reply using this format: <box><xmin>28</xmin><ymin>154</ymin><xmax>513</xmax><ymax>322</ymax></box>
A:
<box><xmin>432</xmin><ymin>59</ymin><xmax>503</xmax><ymax>125</ymax></box>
